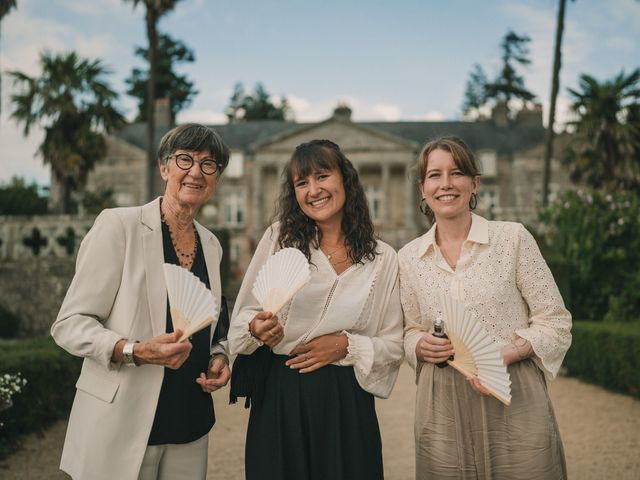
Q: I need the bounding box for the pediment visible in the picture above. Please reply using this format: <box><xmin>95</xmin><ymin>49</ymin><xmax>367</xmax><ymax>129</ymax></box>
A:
<box><xmin>252</xmin><ymin>118</ymin><xmax>416</xmax><ymax>154</ymax></box>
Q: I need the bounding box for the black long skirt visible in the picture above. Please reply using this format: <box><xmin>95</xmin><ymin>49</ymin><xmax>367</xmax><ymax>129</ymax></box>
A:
<box><xmin>245</xmin><ymin>351</ymin><xmax>383</xmax><ymax>480</ymax></box>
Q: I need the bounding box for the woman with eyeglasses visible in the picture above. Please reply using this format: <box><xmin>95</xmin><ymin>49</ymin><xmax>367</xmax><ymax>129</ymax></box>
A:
<box><xmin>51</xmin><ymin>123</ymin><xmax>231</xmax><ymax>480</ymax></box>
<box><xmin>228</xmin><ymin>139</ymin><xmax>404</xmax><ymax>480</ymax></box>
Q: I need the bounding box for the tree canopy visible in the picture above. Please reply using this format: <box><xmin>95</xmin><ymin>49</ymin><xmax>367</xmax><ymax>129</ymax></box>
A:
<box><xmin>8</xmin><ymin>51</ymin><xmax>124</xmax><ymax>213</ymax></box>
<box><xmin>226</xmin><ymin>82</ymin><xmax>291</xmax><ymax>123</ymax></box>
<box><xmin>462</xmin><ymin>30</ymin><xmax>537</xmax><ymax>118</ymax></box>
<box><xmin>126</xmin><ymin>33</ymin><xmax>197</xmax><ymax>122</ymax></box>
<box><xmin>565</xmin><ymin>68</ymin><xmax>640</xmax><ymax>191</ymax></box>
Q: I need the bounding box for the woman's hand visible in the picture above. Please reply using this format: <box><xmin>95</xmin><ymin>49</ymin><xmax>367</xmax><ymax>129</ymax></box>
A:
<box><xmin>415</xmin><ymin>332</ymin><xmax>454</xmax><ymax>364</ymax></box>
<box><xmin>501</xmin><ymin>337</ymin><xmax>533</xmax><ymax>367</ymax></box>
<box><xmin>131</xmin><ymin>330</ymin><xmax>192</xmax><ymax>369</ymax></box>
<box><xmin>286</xmin><ymin>333</ymin><xmax>349</xmax><ymax>373</ymax></box>
<box><xmin>466</xmin><ymin>376</ymin><xmax>492</xmax><ymax>397</ymax></box>
<box><xmin>249</xmin><ymin>311</ymin><xmax>284</xmax><ymax>348</ymax></box>
<box><xmin>196</xmin><ymin>354</ymin><xmax>231</xmax><ymax>393</ymax></box>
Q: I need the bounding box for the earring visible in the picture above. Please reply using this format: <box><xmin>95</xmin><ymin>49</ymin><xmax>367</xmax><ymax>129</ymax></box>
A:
<box><xmin>469</xmin><ymin>193</ymin><xmax>478</xmax><ymax>210</ymax></box>
<box><xmin>419</xmin><ymin>198</ymin><xmax>432</xmax><ymax>217</ymax></box>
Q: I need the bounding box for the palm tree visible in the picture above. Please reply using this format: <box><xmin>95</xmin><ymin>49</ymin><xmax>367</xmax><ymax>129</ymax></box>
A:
<box><xmin>0</xmin><ymin>0</ymin><xmax>17</xmax><ymax>119</ymax></box>
<box><xmin>124</xmin><ymin>0</ymin><xmax>180</xmax><ymax>201</ymax></box>
<box><xmin>542</xmin><ymin>0</ymin><xmax>570</xmax><ymax>206</ymax></box>
<box><xmin>565</xmin><ymin>69</ymin><xmax>640</xmax><ymax>190</ymax></box>
<box><xmin>8</xmin><ymin>51</ymin><xmax>124</xmax><ymax>213</ymax></box>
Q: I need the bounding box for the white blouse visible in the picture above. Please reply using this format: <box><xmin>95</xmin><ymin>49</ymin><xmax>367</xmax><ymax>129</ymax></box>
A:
<box><xmin>399</xmin><ymin>213</ymin><xmax>572</xmax><ymax>379</ymax></box>
<box><xmin>229</xmin><ymin>224</ymin><xmax>404</xmax><ymax>398</ymax></box>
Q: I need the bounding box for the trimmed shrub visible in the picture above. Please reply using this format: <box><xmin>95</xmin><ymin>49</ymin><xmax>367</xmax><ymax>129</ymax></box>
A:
<box><xmin>0</xmin><ymin>305</ymin><xmax>20</xmax><ymax>338</ymax></box>
<box><xmin>563</xmin><ymin>321</ymin><xmax>640</xmax><ymax>399</ymax></box>
<box><xmin>0</xmin><ymin>336</ymin><xmax>82</xmax><ymax>459</ymax></box>
<box><xmin>539</xmin><ymin>189</ymin><xmax>640</xmax><ymax>322</ymax></box>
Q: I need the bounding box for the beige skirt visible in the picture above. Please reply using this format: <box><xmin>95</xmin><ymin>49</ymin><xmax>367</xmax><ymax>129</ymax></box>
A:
<box><xmin>414</xmin><ymin>359</ymin><xmax>566</xmax><ymax>480</ymax></box>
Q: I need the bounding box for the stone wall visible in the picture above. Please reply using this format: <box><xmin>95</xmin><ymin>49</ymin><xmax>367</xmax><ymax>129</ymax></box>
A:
<box><xmin>0</xmin><ymin>215</ymin><xmax>96</xmax><ymax>336</ymax></box>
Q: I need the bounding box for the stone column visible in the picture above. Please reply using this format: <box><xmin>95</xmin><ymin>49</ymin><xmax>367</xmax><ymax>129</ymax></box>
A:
<box><xmin>252</xmin><ymin>161</ymin><xmax>263</xmax><ymax>241</ymax></box>
<box><xmin>382</xmin><ymin>163</ymin><xmax>390</xmax><ymax>230</ymax></box>
<box><xmin>405</xmin><ymin>163</ymin><xmax>416</xmax><ymax>233</ymax></box>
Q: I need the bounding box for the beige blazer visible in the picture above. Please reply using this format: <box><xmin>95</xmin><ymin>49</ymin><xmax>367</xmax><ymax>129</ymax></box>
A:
<box><xmin>51</xmin><ymin>198</ymin><xmax>225</xmax><ymax>480</ymax></box>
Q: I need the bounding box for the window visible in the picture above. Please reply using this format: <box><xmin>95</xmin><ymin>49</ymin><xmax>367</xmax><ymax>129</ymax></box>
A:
<box><xmin>478</xmin><ymin>151</ymin><xmax>497</xmax><ymax>177</ymax></box>
<box><xmin>477</xmin><ymin>189</ymin><xmax>500</xmax><ymax>218</ymax></box>
<box><xmin>114</xmin><ymin>192</ymin><xmax>134</xmax><ymax>206</ymax></box>
<box><xmin>230</xmin><ymin>238</ymin><xmax>241</xmax><ymax>264</ymax></box>
<box><xmin>225</xmin><ymin>151</ymin><xmax>244</xmax><ymax>178</ymax></box>
<box><xmin>224</xmin><ymin>191</ymin><xmax>245</xmax><ymax>227</ymax></box>
<box><xmin>364</xmin><ymin>184</ymin><xmax>382</xmax><ymax>222</ymax></box>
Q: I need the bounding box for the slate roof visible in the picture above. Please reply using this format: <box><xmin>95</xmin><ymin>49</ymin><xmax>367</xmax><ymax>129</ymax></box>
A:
<box><xmin>116</xmin><ymin>118</ymin><xmax>544</xmax><ymax>156</ymax></box>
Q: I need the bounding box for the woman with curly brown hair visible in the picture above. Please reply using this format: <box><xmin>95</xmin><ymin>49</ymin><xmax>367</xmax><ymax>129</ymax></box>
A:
<box><xmin>228</xmin><ymin>139</ymin><xmax>404</xmax><ymax>480</ymax></box>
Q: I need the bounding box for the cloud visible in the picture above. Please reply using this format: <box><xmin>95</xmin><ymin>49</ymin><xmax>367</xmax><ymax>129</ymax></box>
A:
<box><xmin>57</xmin><ymin>0</ymin><xmax>126</xmax><ymax>16</ymax></box>
<box><xmin>406</xmin><ymin>111</ymin><xmax>446</xmax><ymax>121</ymax></box>
<box><xmin>603</xmin><ymin>36</ymin><xmax>636</xmax><ymax>52</ymax></box>
<box><xmin>3</xmin><ymin>9</ymin><xmax>115</xmax><ymax>76</ymax></box>
<box><xmin>609</xmin><ymin>0</ymin><xmax>640</xmax><ymax>31</ymax></box>
<box><xmin>0</xmin><ymin>113</ymin><xmax>48</xmax><ymax>185</ymax></box>
<box><xmin>177</xmin><ymin>109</ymin><xmax>228</xmax><ymax>124</ymax></box>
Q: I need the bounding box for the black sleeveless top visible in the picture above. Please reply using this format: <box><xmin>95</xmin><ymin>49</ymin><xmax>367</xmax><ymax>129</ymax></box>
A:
<box><xmin>147</xmin><ymin>222</ymin><xmax>215</xmax><ymax>445</ymax></box>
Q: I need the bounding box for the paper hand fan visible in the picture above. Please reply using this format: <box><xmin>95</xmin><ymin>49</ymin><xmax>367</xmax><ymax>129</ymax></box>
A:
<box><xmin>163</xmin><ymin>263</ymin><xmax>218</xmax><ymax>342</ymax></box>
<box><xmin>439</xmin><ymin>295</ymin><xmax>512</xmax><ymax>406</ymax></box>
<box><xmin>251</xmin><ymin>248</ymin><xmax>311</xmax><ymax>314</ymax></box>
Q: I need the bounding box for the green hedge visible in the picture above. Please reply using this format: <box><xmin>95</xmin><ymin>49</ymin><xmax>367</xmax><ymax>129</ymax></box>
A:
<box><xmin>0</xmin><ymin>336</ymin><xmax>82</xmax><ymax>459</ymax></box>
<box><xmin>0</xmin><ymin>305</ymin><xmax>21</xmax><ymax>338</ymax></box>
<box><xmin>563</xmin><ymin>321</ymin><xmax>640</xmax><ymax>399</ymax></box>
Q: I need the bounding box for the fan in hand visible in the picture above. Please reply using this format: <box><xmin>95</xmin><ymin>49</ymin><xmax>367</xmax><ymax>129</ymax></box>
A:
<box><xmin>163</xmin><ymin>264</ymin><xmax>218</xmax><ymax>342</ymax></box>
<box><xmin>252</xmin><ymin>248</ymin><xmax>311</xmax><ymax>314</ymax></box>
<box><xmin>439</xmin><ymin>294</ymin><xmax>512</xmax><ymax>406</ymax></box>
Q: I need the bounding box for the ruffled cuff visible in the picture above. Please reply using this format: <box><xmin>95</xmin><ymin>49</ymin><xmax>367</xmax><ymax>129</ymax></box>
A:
<box><xmin>339</xmin><ymin>331</ymin><xmax>374</xmax><ymax>377</ymax></box>
<box><xmin>515</xmin><ymin>328</ymin><xmax>562</xmax><ymax>379</ymax></box>
<box><xmin>229</xmin><ymin>320</ymin><xmax>263</xmax><ymax>356</ymax></box>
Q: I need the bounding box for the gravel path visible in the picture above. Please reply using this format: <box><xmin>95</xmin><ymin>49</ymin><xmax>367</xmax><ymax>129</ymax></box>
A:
<box><xmin>1</xmin><ymin>364</ymin><xmax>639</xmax><ymax>479</ymax></box>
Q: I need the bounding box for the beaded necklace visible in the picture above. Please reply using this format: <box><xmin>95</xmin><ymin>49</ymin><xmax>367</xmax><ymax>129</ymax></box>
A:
<box><xmin>160</xmin><ymin>208</ymin><xmax>198</xmax><ymax>269</ymax></box>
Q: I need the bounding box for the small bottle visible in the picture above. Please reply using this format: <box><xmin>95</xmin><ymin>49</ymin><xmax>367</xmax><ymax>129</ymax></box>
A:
<box><xmin>432</xmin><ymin>317</ymin><xmax>452</xmax><ymax>368</ymax></box>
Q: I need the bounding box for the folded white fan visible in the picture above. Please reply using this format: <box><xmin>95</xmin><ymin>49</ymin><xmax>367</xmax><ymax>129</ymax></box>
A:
<box><xmin>439</xmin><ymin>295</ymin><xmax>512</xmax><ymax>406</ymax></box>
<box><xmin>252</xmin><ymin>248</ymin><xmax>311</xmax><ymax>314</ymax></box>
<box><xmin>163</xmin><ymin>263</ymin><xmax>218</xmax><ymax>342</ymax></box>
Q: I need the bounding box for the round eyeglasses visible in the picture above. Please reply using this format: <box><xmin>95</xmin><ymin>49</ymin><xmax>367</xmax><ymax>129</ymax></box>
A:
<box><xmin>169</xmin><ymin>153</ymin><xmax>220</xmax><ymax>175</ymax></box>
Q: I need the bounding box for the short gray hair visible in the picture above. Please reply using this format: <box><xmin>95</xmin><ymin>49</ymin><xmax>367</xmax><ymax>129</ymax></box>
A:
<box><xmin>157</xmin><ymin>123</ymin><xmax>230</xmax><ymax>175</ymax></box>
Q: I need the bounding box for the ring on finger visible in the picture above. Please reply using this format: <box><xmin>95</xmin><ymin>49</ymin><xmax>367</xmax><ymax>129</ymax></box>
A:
<box><xmin>269</xmin><ymin>330</ymin><xmax>275</xmax><ymax>338</ymax></box>
<box><xmin>304</xmin><ymin>354</ymin><xmax>308</xmax><ymax>361</ymax></box>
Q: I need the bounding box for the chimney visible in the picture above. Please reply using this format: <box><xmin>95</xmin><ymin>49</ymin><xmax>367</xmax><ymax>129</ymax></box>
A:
<box><xmin>154</xmin><ymin>97</ymin><xmax>172</xmax><ymax>129</ymax></box>
<box><xmin>491</xmin><ymin>99</ymin><xmax>509</xmax><ymax>128</ymax></box>
<box><xmin>515</xmin><ymin>102</ymin><xmax>543</xmax><ymax>126</ymax></box>
<box><xmin>332</xmin><ymin>102</ymin><xmax>352</xmax><ymax>121</ymax></box>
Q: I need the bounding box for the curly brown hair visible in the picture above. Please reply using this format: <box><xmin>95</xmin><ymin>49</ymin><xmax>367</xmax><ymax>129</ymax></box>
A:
<box><xmin>274</xmin><ymin>139</ymin><xmax>378</xmax><ymax>264</ymax></box>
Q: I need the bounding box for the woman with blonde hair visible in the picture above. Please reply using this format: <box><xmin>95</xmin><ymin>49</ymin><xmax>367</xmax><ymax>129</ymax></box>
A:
<box><xmin>399</xmin><ymin>136</ymin><xmax>571</xmax><ymax>479</ymax></box>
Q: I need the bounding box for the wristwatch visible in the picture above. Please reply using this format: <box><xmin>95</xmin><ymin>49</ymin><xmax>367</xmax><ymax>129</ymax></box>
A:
<box><xmin>122</xmin><ymin>340</ymin><xmax>138</xmax><ymax>366</ymax></box>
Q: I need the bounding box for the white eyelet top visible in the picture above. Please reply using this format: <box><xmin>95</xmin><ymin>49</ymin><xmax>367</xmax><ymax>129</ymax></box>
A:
<box><xmin>399</xmin><ymin>213</ymin><xmax>572</xmax><ymax>379</ymax></box>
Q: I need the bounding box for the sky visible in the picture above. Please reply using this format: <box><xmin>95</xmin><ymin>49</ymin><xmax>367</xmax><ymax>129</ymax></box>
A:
<box><xmin>0</xmin><ymin>0</ymin><xmax>638</xmax><ymax>186</ymax></box>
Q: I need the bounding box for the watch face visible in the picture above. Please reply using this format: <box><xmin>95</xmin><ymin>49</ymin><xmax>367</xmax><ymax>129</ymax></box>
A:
<box><xmin>123</xmin><ymin>342</ymin><xmax>136</xmax><ymax>365</ymax></box>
